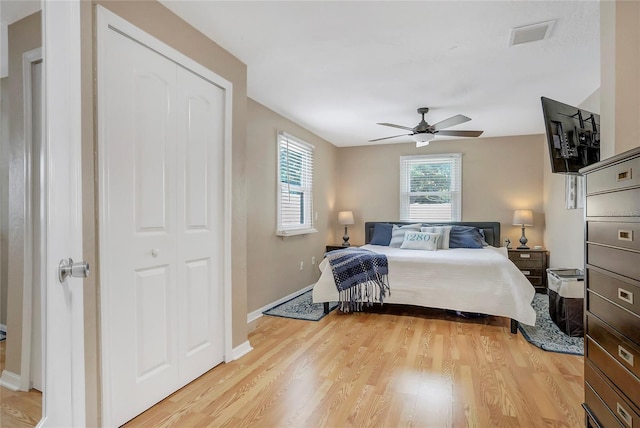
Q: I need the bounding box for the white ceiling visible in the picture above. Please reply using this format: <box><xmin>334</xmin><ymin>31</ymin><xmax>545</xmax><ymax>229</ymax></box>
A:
<box><xmin>0</xmin><ymin>1</ymin><xmax>601</xmax><ymax>147</ymax></box>
<box><xmin>165</xmin><ymin>1</ymin><xmax>599</xmax><ymax>147</ymax></box>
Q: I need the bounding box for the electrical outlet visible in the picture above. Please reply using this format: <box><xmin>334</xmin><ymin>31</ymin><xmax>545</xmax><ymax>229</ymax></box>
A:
<box><xmin>311</xmin><ymin>256</ymin><xmax>316</xmax><ymax>265</ymax></box>
<box><xmin>299</xmin><ymin>261</ymin><xmax>304</xmax><ymax>271</ymax></box>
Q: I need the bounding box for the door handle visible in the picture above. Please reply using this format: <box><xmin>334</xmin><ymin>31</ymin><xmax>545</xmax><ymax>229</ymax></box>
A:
<box><xmin>58</xmin><ymin>258</ymin><xmax>90</xmax><ymax>282</ymax></box>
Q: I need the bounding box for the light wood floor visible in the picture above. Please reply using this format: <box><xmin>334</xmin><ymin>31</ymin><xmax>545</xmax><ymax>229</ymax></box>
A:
<box><xmin>0</xmin><ymin>340</ymin><xmax>42</xmax><ymax>428</ymax></box>
<box><xmin>125</xmin><ymin>305</ymin><xmax>585</xmax><ymax>428</ymax></box>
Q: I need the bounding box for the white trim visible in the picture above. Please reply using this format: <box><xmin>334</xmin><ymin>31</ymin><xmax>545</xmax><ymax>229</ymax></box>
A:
<box><xmin>41</xmin><ymin>1</ymin><xmax>85</xmax><ymax>426</ymax></box>
<box><xmin>0</xmin><ymin>323</ymin><xmax>6</xmax><ymax>333</ymax></box>
<box><xmin>276</xmin><ymin>227</ymin><xmax>318</xmax><ymax>237</ymax></box>
<box><xmin>18</xmin><ymin>47</ymin><xmax>43</xmax><ymax>393</ymax></box>
<box><xmin>247</xmin><ymin>283</ymin><xmax>315</xmax><ymax>323</ymax></box>
<box><xmin>0</xmin><ymin>370</ymin><xmax>22</xmax><ymax>391</ymax></box>
<box><xmin>229</xmin><ymin>341</ymin><xmax>253</xmax><ymax>361</ymax></box>
<box><xmin>96</xmin><ymin>6</ymin><xmax>234</xmax><ymax>425</ymax></box>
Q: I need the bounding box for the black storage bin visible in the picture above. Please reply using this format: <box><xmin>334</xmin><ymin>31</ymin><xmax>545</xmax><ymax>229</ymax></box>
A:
<box><xmin>547</xmin><ymin>268</ymin><xmax>585</xmax><ymax>337</ymax></box>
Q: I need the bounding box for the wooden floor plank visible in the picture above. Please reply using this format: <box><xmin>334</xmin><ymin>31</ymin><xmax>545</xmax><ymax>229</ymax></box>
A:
<box><xmin>0</xmin><ymin>304</ymin><xmax>581</xmax><ymax>428</ymax></box>
<box><xmin>0</xmin><ymin>340</ymin><xmax>42</xmax><ymax>428</ymax></box>
<box><xmin>123</xmin><ymin>304</ymin><xmax>584</xmax><ymax>427</ymax></box>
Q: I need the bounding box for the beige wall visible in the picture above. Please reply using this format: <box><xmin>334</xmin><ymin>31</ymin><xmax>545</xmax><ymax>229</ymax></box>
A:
<box><xmin>0</xmin><ymin>76</ymin><xmax>7</xmax><ymax>327</ymax></box>
<box><xmin>335</xmin><ymin>135</ymin><xmax>545</xmax><ymax>248</ymax></box>
<box><xmin>246</xmin><ymin>99</ymin><xmax>338</xmax><ymax>312</ymax></box>
<box><xmin>2</xmin><ymin>11</ymin><xmax>41</xmax><ymax>378</ymax></box>
<box><xmin>541</xmin><ymin>150</ymin><xmax>585</xmax><ymax>269</ymax></box>
<box><xmin>600</xmin><ymin>0</ymin><xmax>640</xmax><ymax>157</ymax></box>
<box><xmin>79</xmin><ymin>2</ymin><xmax>98</xmax><ymax>424</ymax></box>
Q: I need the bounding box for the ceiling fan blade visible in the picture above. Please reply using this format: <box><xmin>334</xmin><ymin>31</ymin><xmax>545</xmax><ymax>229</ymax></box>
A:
<box><xmin>377</xmin><ymin>122</ymin><xmax>415</xmax><ymax>132</ymax></box>
<box><xmin>368</xmin><ymin>133</ymin><xmax>411</xmax><ymax>142</ymax></box>
<box><xmin>436</xmin><ymin>130</ymin><xmax>484</xmax><ymax>137</ymax></box>
<box><xmin>432</xmin><ymin>114</ymin><xmax>471</xmax><ymax>131</ymax></box>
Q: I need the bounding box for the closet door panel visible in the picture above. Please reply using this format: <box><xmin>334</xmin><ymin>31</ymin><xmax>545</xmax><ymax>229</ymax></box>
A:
<box><xmin>176</xmin><ymin>67</ymin><xmax>225</xmax><ymax>384</ymax></box>
<box><xmin>101</xmin><ymin>27</ymin><xmax>179</xmax><ymax>427</ymax></box>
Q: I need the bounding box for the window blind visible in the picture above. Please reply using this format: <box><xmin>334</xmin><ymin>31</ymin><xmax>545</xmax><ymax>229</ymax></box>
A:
<box><xmin>277</xmin><ymin>132</ymin><xmax>316</xmax><ymax>235</ymax></box>
<box><xmin>399</xmin><ymin>153</ymin><xmax>462</xmax><ymax>222</ymax></box>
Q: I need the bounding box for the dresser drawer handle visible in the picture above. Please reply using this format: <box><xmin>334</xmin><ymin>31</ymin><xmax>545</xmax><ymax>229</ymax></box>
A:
<box><xmin>618</xmin><ymin>230</ymin><xmax>634</xmax><ymax>241</ymax></box>
<box><xmin>619</xmin><ymin>345</ymin><xmax>635</xmax><ymax>367</ymax></box>
<box><xmin>519</xmin><ymin>253</ymin><xmax>530</xmax><ymax>259</ymax></box>
<box><xmin>617</xmin><ymin>168</ymin><xmax>632</xmax><ymax>182</ymax></box>
<box><xmin>617</xmin><ymin>402</ymin><xmax>633</xmax><ymax>427</ymax></box>
<box><xmin>618</xmin><ymin>288</ymin><xmax>634</xmax><ymax>305</ymax></box>
<box><xmin>521</xmin><ymin>270</ymin><xmax>531</xmax><ymax>276</ymax></box>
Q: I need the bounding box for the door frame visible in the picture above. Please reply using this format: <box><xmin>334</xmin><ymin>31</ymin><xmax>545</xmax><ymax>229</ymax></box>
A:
<box><xmin>96</xmin><ymin>6</ymin><xmax>233</xmax><ymax>426</ymax></box>
<box><xmin>18</xmin><ymin>47</ymin><xmax>44</xmax><ymax>393</ymax></box>
<box><xmin>40</xmin><ymin>0</ymin><xmax>85</xmax><ymax>426</ymax></box>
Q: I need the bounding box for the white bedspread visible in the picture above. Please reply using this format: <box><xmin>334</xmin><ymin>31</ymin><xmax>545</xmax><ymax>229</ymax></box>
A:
<box><xmin>313</xmin><ymin>244</ymin><xmax>536</xmax><ymax>326</ymax></box>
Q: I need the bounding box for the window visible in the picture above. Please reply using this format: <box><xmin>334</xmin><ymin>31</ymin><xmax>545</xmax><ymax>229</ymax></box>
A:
<box><xmin>277</xmin><ymin>132</ymin><xmax>316</xmax><ymax>236</ymax></box>
<box><xmin>400</xmin><ymin>153</ymin><xmax>462</xmax><ymax>222</ymax></box>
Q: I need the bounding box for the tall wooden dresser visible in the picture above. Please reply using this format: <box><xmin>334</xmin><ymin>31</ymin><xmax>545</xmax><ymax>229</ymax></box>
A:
<box><xmin>581</xmin><ymin>146</ymin><xmax>640</xmax><ymax>428</ymax></box>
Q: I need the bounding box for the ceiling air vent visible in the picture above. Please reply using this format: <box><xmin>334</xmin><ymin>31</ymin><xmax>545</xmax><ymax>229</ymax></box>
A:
<box><xmin>509</xmin><ymin>20</ymin><xmax>556</xmax><ymax>47</ymax></box>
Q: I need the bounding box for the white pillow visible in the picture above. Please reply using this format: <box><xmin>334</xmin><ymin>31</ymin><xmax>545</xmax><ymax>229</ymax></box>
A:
<box><xmin>421</xmin><ymin>226</ymin><xmax>452</xmax><ymax>249</ymax></box>
<box><xmin>389</xmin><ymin>223</ymin><xmax>422</xmax><ymax>248</ymax></box>
<box><xmin>400</xmin><ymin>232</ymin><xmax>440</xmax><ymax>251</ymax></box>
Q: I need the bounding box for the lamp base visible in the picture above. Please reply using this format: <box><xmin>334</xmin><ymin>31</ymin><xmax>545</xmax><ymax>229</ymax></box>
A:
<box><xmin>518</xmin><ymin>226</ymin><xmax>529</xmax><ymax>249</ymax></box>
<box><xmin>342</xmin><ymin>226</ymin><xmax>350</xmax><ymax>247</ymax></box>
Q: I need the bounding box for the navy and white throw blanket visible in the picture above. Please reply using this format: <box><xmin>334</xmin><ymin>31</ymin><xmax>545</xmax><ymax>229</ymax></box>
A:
<box><xmin>326</xmin><ymin>248</ymin><xmax>390</xmax><ymax>312</ymax></box>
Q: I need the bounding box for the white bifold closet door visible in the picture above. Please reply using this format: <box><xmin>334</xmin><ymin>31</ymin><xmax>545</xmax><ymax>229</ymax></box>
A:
<box><xmin>100</xmin><ymin>23</ymin><xmax>225</xmax><ymax>427</ymax></box>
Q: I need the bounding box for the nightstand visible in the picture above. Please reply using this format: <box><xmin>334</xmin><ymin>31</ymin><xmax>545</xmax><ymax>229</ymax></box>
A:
<box><xmin>508</xmin><ymin>248</ymin><xmax>550</xmax><ymax>293</ymax></box>
<box><xmin>326</xmin><ymin>245</ymin><xmax>350</xmax><ymax>253</ymax></box>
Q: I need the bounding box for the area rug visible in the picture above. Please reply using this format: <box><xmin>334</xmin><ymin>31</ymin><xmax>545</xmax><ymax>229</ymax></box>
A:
<box><xmin>518</xmin><ymin>294</ymin><xmax>584</xmax><ymax>355</ymax></box>
<box><xmin>263</xmin><ymin>290</ymin><xmax>338</xmax><ymax>321</ymax></box>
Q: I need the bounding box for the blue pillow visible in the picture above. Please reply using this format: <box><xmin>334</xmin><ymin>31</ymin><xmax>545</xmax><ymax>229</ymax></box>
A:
<box><xmin>369</xmin><ymin>223</ymin><xmax>393</xmax><ymax>246</ymax></box>
<box><xmin>478</xmin><ymin>228</ymin><xmax>489</xmax><ymax>246</ymax></box>
<box><xmin>449</xmin><ymin>226</ymin><xmax>484</xmax><ymax>249</ymax></box>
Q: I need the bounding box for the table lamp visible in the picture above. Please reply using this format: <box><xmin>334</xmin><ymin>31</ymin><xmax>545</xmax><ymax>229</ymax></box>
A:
<box><xmin>338</xmin><ymin>211</ymin><xmax>354</xmax><ymax>246</ymax></box>
<box><xmin>513</xmin><ymin>209</ymin><xmax>533</xmax><ymax>249</ymax></box>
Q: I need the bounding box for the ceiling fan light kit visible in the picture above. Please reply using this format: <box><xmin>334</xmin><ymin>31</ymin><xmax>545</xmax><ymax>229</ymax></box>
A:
<box><xmin>370</xmin><ymin>107</ymin><xmax>484</xmax><ymax>147</ymax></box>
<box><xmin>412</xmin><ymin>132</ymin><xmax>435</xmax><ymax>146</ymax></box>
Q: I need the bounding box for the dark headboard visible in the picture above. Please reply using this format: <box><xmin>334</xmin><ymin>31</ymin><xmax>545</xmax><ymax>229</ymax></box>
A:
<box><xmin>364</xmin><ymin>221</ymin><xmax>501</xmax><ymax>247</ymax></box>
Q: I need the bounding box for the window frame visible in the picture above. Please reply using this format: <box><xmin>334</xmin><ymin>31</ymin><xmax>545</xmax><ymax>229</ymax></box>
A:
<box><xmin>276</xmin><ymin>131</ymin><xmax>317</xmax><ymax>236</ymax></box>
<box><xmin>399</xmin><ymin>153</ymin><xmax>462</xmax><ymax>222</ymax></box>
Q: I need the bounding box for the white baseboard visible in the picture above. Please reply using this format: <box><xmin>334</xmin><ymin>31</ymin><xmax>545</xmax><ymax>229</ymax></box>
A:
<box><xmin>229</xmin><ymin>340</ymin><xmax>253</xmax><ymax>361</ymax></box>
<box><xmin>247</xmin><ymin>283</ymin><xmax>315</xmax><ymax>324</ymax></box>
<box><xmin>0</xmin><ymin>369</ymin><xmax>22</xmax><ymax>391</ymax></box>
<box><xmin>0</xmin><ymin>323</ymin><xmax>6</xmax><ymax>333</ymax></box>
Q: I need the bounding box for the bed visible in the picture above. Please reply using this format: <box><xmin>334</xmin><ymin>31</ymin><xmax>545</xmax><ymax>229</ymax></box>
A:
<box><xmin>312</xmin><ymin>221</ymin><xmax>536</xmax><ymax>332</ymax></box>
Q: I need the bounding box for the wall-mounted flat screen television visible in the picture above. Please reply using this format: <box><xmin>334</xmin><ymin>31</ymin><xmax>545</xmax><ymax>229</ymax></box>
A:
<box><xmin>541</xmin><ymin>96</ymin><xmax>600</xmax><ymax>174</ymax></box>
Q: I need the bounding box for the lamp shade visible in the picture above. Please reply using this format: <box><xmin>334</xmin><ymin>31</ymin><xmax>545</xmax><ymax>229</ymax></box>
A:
<box><xmin>512</xmin><ymin>209</ymin><xmax>533</xmax><ymax>226</ymax></box>
<box><xmin>338</xmin><ymin>211</ymin><xmax>354</xmax><ymax>225</ymax></box>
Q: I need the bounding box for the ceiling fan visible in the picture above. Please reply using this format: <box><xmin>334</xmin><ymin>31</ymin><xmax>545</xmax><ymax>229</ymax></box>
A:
<box><xmin>370</xmin><ymin>107</ymin><xmax>484</xmax><ymax>147</ymax></box>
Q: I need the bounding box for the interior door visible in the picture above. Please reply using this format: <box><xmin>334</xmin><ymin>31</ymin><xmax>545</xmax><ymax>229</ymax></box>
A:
<box><xmin>99</xmin><ymin>13</ymin><xmax>225</xmax><ymax>427</ymax></box>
